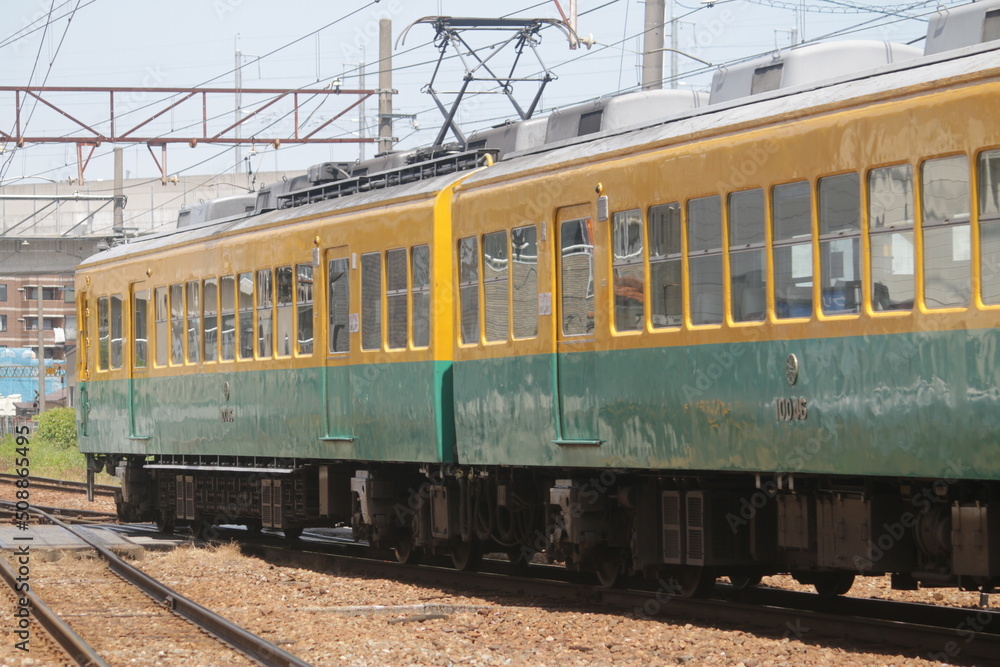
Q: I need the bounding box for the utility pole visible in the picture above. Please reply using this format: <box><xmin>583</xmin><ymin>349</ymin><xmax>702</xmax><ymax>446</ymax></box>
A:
<box><xmin>235</xmin><ymin>39</ymin><xmax>243</xmax><ymax>173</ymax></box>
<box><xmin>36</xmin><ymin>283</ymin><xmax>45</xmax><ymax>415</ymax></box>
<box><xmin>113</xmin><ymin>147</ymin><xmax>123</xmax><ymax>231</ymax></box>
<box><xmin>378</xmin><ymin>19</ymin><xmax>393</xmax><ymax>154</ymax></box>
<box><xmin>642</xmin><ymin>0</ymin><xmax>665</xmax><ymax>91</ymax></box>
<box><xmin>359</xmin><ymin>60</ymin><xmax>366</xmax><ymax>162</ymax></box>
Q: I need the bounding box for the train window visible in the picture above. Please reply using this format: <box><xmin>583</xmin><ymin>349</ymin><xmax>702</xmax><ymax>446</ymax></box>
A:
<box><xmin>238</xmin><ymin>273</ymin><xmax>254</xmax><ymax>360</ymax></box>
<box><xmin>220</xmin><ymin>275</ymin><xmax>236</xmax><ymax>361</ymax></box>
<box><xmin>362</xmin><ymin>253</ymin><xmax>382</xmax><ymax>351</ymax></box>
<box><xmin>110</xmin><ymin>294</ymin><xmax>123</xmax><ymax>370</ymax></box>
<box><xmin>728</xmin><ymin>189</ymin><xmax>767</xmax><ymax>323</ymax></box>
<box><xmin>203</xmin><ymin>278</ymin><xmax>218</xmax><ymax>362</ymax></box>
<box><xmin>97</xmin><ymin>296</ymin><xmax>110</xmax><ymax>370</ymax></box>
<box><xmin>154</xmin><ymin>287</ymin><xmax>167</xmax><ymax>367</ymax></box>
<box><xmin>483</xmin><ymin>231</ymin><xmax>510</xmax><ymax>341</ymax></box>
<box><xmin>459</xmin><ymin>237</ymin><xmax>480</xmax><ymax>344</ymax></box>
<box><xmin>561</xmin><ymin>219</ymin><xmax>595</xmax><ymax>336</ymax></box>
<box><xmin>687</xmin><ymin>196</ymin><xmax>723</xmax><ymax>325</ymax></box>
<box><xmin>411</xmin><ymin>245</ymin><xmax>431</xmax><ymax>347</ymax></box>
<box><xmin>256</xmin><ymin>269</ymin><xmax>273</xmax><ymax>359</ymax></box>
<box><xmin>296</xmin><ymin>264</ymin><xmax>314</xmax><ymax>355</ymax></box>
<box><xmin>979</xmin><ymin>150</ymin><xmax>1000</xmax><ymax>305</ymax></box>
<box><xmin>328</xmin><ymin>258</ymin><xmax>350</xmax><ymax>353</ymax></box>
<box><xmin>869</xmin><ymin>164</ymin><xmax>915</xmax><ymax>311</ymax></box>
<box><xmin>922</xmin><ymin>156</ymin><xmax>971</xmax><ymax>309</ymax></box>
<box><xmin>170</xmin><ymin>284</ymin><xmax>184</xmax><ymax>364</ymax></box>
<box><xmin>276</xmin><ymin>266</ymin><xmax>294</xmax><ymax>356</ymax></box>
<box><xmin>612</xmin><ymin>210</ymin><xmax>644</xmax><ymax>331</ymax></box>
<box><xmin>386</xmin><ymin>249</ymin><xmax>408</xmax><ymax>349</ymax></box>
<box><xmin>819</xmin><ymin>173</ymin><xmax>861</xmax><ymax>315</ymax></box>
<box><xmin>511</xmin><ymin>226</ymin><xmax>538</xmax><ymax>339</ymax></box>
<box><xmin>772</xmin><ymin>182</ymin><xmax>813</xmax><ymax>319</ymax></box>
<box><xmin>133</xmin><ymin>289</ymin><xmax>149</xmax><ymax>369</ymax></box>
<box><xmin>186</xmin><ymin>281</ymin><xmax>200</xmax><ymax>363</ymax></box>
<box><xmin>648</xmin><ymin>203</ymin><xmax>682</xmax><ymax>328</ymax></box>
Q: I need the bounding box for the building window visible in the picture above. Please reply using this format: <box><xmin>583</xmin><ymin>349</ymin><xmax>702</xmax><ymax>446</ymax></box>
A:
<box><xmin>0</xmin><ymin>284</ymin><xmax>6</xmax><ymax>301</ymax></box>
<box><xmin>869</xmin><ymin>164</ymin><xmax>915</xmax><ymax>311</ymax></box>
<box><xmin>511</xmin><ymin>226</ymin><xmax>538</xmax><ymax>339</ymax></box>
<box><xmin>170</xmin><ymin>284</ymin><xmax>184</xmax><ymax>364</ymax></box>
<box><xmin>24</xmin><ymin>286</ymin><xmax>61</xmax><ymax>301</ymax></box>
<box><xmin>203</xmin><ymin>278</ymin><xmax>218</xmax><ymax>362</ymax></box>
<box><xmin>612</xmin><ymin>209</ymin><xmax>644</xmax><ymax>331</ymax></box>
<box><xmin>688</xmin><ymin>195</ymin><xmax>723</xmax><ymax>325</ymax></box>
<box><xmin>220</xmin><ymin>275</ymin><xmax>236</xmax><ymax>361</ymax></box>
<box><xmin>276</xmin><ymin>266</ymin><xmax>293</xmax><ymax>356</ymax></box>
<box><xmin>483</xmin><ymin>231</ymin><xmax>510</xmax><ymax>341</ymax></box>
<box><xmin>979</xmin><ymin>149</ymin><xmax>1000</xmax><ymax>305</ymax></box>
<box><xmin>155</xmin><ymin>287</ymin><xmax>168</xmax><ymax>366</ymax></box>
<box><xmin>328</xmin><ymin>258</ymin><xmax>350</xmax><ymax>353</ymax></box>
<box><xmin>256</xmin><ymin>269</ymin><xmax>273</xmax><ymax>359</ymax></box>
<box><xmin>411</xmin><ymin>245</ymin><xmax>431</xmax><ymax>348</ymax></box>
<box><xmin>922</xmin><ymin>155</ymin><xmax>970</xmax><ymax>309</ymax></box>
<box><xmin>386</xmin><ymin>248</ymin><xmax>408</xmax><ymax>349</ymax></box>
<box><xmin>296</xmin><ymin>264</ymin><xmax>314</xmax><ymax>355</ymax></box>
<box><xmin>361</xmin><ymin>253</ymin><xmax>382</xmax><ymax>351</ymax></box>
<box><xmin>0</xmin><ymin>314</ymin><xmax>5</xmax><ymax>332</ymax></box>
<box><xmin>819</xmin><ymin>173</ymin><xmax>861</xmax><ymax>314</ymax></box>
<box><xmin>458</xmin><ymin>237</ymin><xmax>479</xmax><ymax>344</ymax></box>
<box><xmin>772</xmin><ymin>181</ymin><xmax>813</xmax><ymax>319</ymax></box>
<box><xmin>728</xmin><ymin>189</ymin><xmax>767</xmax><ymax>322</ymax></box>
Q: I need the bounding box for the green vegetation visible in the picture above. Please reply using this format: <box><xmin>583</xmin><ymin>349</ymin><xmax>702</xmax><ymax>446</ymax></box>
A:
<box><xmin>36</xmin><ymin>407</ymin><xmax>78</xmax><ymax>450</ymax></box>
<box><xmin>1</xmin><ymin>409</ymin><xmax>116</xmax><ymax>483</ymax></box>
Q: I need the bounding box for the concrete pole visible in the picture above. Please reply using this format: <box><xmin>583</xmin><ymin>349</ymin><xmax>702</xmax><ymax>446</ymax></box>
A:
<box><xmin>670</xmin><ymin>1</ymin><xmax>678</xmax><ymax>89</ymax></box>
<box><xmin>36</xmin><ymin>283</ymin><xmax>46</xmax><ymax>415</ymax></box>
<box><xmin>113</xmin><ymin>147</ymin><xmax>124</xmax><ymax>232</ymax></box>
<box><xmin>378</xmin><ymin>18</ymin><xmax>393</xmax><ymax>155</ymax></box>
<box><xmin>359</xmin><ymin>60</ymin><xmax>366</xmax><ymax>163</ymax></box>
<box><xmin>235</xmin><ymin>43</ymin><xmax>243</xmax><ymax>173</ymax></box>
<box><xmin>642</xmin><ymin>0</ymin><xmax>665</xmax><ymax>91</ymax></box>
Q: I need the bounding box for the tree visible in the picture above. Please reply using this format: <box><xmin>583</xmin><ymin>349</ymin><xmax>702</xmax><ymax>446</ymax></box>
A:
<box><xmin>36</xmin><ymin>407</ymin><xmax>78</xmax><ymax>449</ymax></box>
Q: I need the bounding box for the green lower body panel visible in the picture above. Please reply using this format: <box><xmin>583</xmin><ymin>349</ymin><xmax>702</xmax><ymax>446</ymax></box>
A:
<box><xmin>453</xmin><ymin>328</ymin><xmax>1000</xmax><ymax>480</ymax></box>
<box><xmin>78</xmin><ymin>360</ymin><xmax>455</xmax><ymax>463</ymax></box>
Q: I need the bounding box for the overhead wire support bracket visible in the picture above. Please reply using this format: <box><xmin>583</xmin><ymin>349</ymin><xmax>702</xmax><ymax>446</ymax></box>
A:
<box><xmin>398</xmin><ymin>17</ymin><xmax>577</xmax><ymax>149</ymax></box>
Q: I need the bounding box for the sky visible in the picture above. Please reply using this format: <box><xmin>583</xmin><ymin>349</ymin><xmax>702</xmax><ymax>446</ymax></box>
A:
<box><xmin>0</xmin><ymin>0</ymin><xmax>971</xmax><ymax>189</ymax></box>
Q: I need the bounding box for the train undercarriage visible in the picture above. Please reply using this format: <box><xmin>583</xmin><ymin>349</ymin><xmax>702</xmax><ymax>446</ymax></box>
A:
<box><xmin>93</xmin><ymin>453</ymin><xmax>1000</xmax><ymax>597</ymax></box>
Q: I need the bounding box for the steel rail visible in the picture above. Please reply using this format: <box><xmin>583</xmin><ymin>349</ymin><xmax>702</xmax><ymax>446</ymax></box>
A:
<box><xmin>236</xmin><ymin>533</ymin><xmax>1000</xmax><ymax>663</ymax></box>
<box><xmin>0</xmin><ymin>555</ymin><xmax>109</xmax><ymax>667</ymax></box>
<box><xmin>0</xmin><ymin>473</ymin><xmax>118</xmax><ymax>497</ymax></box>
<box><xmin>27</xmin><ymin>508</ymin><xmax>311</xmax><ymax>667</ymax></box>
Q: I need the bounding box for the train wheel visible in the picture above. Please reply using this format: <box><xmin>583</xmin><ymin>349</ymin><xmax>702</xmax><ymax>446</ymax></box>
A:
<box><xmin>245</xmin><ymin>520</ymin><xmax>262</xmax><ymax>536</ymax></box>
<box><xmin>393</xmin><ymin>534</ymin><xmax>422</xmax><ymax>565</ymax></box>
<box><xmin>677</xmin><ymin>566</ymin><xmax>716</xmax><ymax>598</ymax></box>
<box><xmin>283</xmin><ymin>527</ymin><xmax>303</xmax><ymax>540</ymax></box>
<box><xmin>812</xmin><ymin>572</ymin><xmax>854</xmax><ymax>597</ymax></box>
<box><xmin>191</xmin><ymin>517</ymin><xmax>214</xmax><ymax>541</ymax></box>
<box><xmin>595</xmin><ymin>550</ymin><xmax>624</xmax><ymax>589</ymax></box>
<box><xmin>729</xmin><ymin>573</ymin><xmax>763</xmax><ymax>591</ymax></box>
<box><xmin>451</xmin><ymin>541</ymin><xmax>483</xmax><ymax>571</ymax></box>
<box><xmin>154</xmin><ymin>511</ymin><xmax>175</xmax><ymax>534</ymax></box>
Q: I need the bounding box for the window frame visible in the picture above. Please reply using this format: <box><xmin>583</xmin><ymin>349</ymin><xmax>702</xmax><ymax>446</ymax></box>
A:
<box><xmin>611</xmin><ymin>208</ymin><xmax>645</xmax><ymax>333</ymax></box>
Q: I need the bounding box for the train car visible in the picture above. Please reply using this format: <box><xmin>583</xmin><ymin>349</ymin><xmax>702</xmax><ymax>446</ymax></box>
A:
<box><xmin>77</xmin><ymin>3</ymin><xmax>1000</xmax><ymax>596</ymax></box>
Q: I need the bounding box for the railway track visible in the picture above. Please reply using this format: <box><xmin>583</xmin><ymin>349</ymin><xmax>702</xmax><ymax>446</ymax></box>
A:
<box><xmin>0</xmin><ymin>504</ymin><xmax>310</xmax><ymax>666</ymax></box>
<box><xmin>0</xmin><ymin>473</ymin><xmax>118</xmax><ymax>497</ymax></box>
<box><xmin>226</xmin><ymin>527</ymin><xmax>1000</xmax><ymax>663</ymax></box>
<box><xmin>0</xmin><ymin>503</ymin><xmax>118</xmax><ymax>524</ymax></box>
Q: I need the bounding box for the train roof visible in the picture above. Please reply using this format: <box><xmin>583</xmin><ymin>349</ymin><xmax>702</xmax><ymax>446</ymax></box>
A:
<box><xmin>78</xmin><ymin>169</ymin><xmax>473</xmax><ymax>268</ymax></box>
<box><xmin>459</xmin><ymin>39</ymin><xmax>1000</xmax><ymax>188</ymax></box>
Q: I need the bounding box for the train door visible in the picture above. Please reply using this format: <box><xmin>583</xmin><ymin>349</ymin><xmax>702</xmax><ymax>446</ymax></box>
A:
<box><xmin>554</xmin><ymin>205</ymin><xmax>601</xmax><ymax>445</ymax></box>
<box><xmin>321</xmin><ymin>246</ymin><xmax>355</xmax><ymax>442</ymax></box>
<box><xmin>128</xmin><ymin>282</ymin><xmax>152</xmax><ymax>440</ymax></box>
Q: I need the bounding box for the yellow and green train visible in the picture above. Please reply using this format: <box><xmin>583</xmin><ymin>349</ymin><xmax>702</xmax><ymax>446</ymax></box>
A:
<box><xmin>78</xmin><ymin>18</ymin><xmax>1000</xmax><ymax>595</ymax></box>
